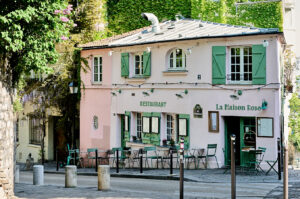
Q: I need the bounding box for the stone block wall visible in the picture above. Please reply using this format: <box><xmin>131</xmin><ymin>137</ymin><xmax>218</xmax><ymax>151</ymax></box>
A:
<box><xmin>0</xmin><ymin>82</ymin><xmax>15</xmax><ymax>199</ymax></box>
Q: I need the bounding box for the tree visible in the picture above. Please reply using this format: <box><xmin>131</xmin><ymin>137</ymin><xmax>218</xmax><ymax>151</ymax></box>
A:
<box><xmin>0</xmin><ymin>0</ymin><xmax>75</xmax><ymax>86</ymax></box>
<box><xmin>289</xmin><ymin>92</ymin><xmax>300</xmax><ymax>150</ymax></box>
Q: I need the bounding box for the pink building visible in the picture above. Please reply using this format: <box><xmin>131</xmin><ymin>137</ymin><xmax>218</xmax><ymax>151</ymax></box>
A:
<box><xmin>80</xmin><ymin>14</ymin><xmax>286</xmax><ymax>169</ymax></box>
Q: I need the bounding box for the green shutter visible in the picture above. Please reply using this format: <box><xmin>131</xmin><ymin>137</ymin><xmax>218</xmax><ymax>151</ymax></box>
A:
<box><xmin>121</xmin><ymin>53</ymin><xmax>129</xmax><ymax>77</ymax></box>
<box><xmin>143</xmin><ymin>51</ymin><xmax>151</xmax><ymax>77</ymax></box>
<box><xmin>252</xmin><ymin>45</ymin><xmax>266</xmax><ymax>85</ymax></box>
<box><xmin>212</xmin><ymin>46</ymin><xmax>226</xmax><ymax>85</ymax></box>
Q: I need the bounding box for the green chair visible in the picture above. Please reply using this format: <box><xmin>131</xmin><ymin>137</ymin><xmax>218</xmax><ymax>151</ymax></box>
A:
<box><xmin>110</xmin><ymin>147</ymin><xmax>122</xmax><ymax>168</ymax></box>
<box><xmin>197</xmin><ymin>144</ymin><xmax>219</xmax><ymax>169</ymax></box>
<box><xmin>248</xmin><ymin>147</ymin><xmax>266</xmax><ymax>174</ymax></box>
<box><xmin>87</xmin><ymin>148</ymin><xmax>98</xmax><ymax>167</ymax></box>
<box><xmin>144</xmin><ymin>146</ymin><xmax>161</xmax><ymax>168</ymax></box>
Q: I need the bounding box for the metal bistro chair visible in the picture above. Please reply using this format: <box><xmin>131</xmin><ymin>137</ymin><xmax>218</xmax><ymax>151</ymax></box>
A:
<box><xmin>248</xmin><ymin>147</ymin><xmax>266</xmax><ymax>175</ymax></box>
<box><xmin>87</xmin><ymin>148</ymin><xmax>98</xmax><ymax>168</ymax></box>
<box><xmin>197</xmin><ymin>144</ymin><xmax>219</xmax><ymax>169</ymax></box>
<box><xmin>144</xmin><ymin>146</ymin><xmax>161</xmax><ymax>168</ymax></box>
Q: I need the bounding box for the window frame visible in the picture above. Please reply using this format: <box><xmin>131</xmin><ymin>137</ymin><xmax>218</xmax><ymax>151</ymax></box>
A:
<box><xmin>168</xmin><ymin>48</ymin><xmax>186</xmax><ymax>70</ymax></box>
<box><xmin>29</xmin><ymin>116</ymin><xmax>43</xmax><ymax>145</ymax></box>
<box><xmin>134</xmin><ymin>53</ymin><xmax>144</xmax><ymax>76</ymax></box>
<box><xmin>166</xmin><ymin>114</ymin><xmax>174</xmax><ymax>141</ymax></box>
<box><xmin>227</xmin><ymin>46</ymin><xmax>252</xmax><ymax>85</ymax></box>
<box><xmin>257</xmin><ymin>117</ymin><xmax>274</xmax><ymax>138</ymax></box>
<box><xmin>136</xmin><ymin>113</ymin><xmax>142</xmax><ymax>139</ymax></box>
<box><xmin>93</xmin><ymin>56</ymin><xmax>102</xmax><ymax>83</ymax></box>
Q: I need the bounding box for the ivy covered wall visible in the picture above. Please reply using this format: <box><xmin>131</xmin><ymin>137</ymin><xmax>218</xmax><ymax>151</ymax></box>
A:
<box><xmin>191</xmin><ymin>0</ymin><xmax>283</xmax><ymax>31</ymax></box>
<box><xmin>106</xmin><ymin>0</ymin><xmax>283</xmax><ymax>35</ymax></box>
<box><xmin>107</xmin><ymin>0</ymin><xmax>192</xmax><ymax>35</ymax></box>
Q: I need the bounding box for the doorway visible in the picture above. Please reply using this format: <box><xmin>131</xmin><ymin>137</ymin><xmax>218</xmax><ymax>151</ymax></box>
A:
<box><xmin>225</xmin><ymin>117</ymin><xmax>256</xmax><ymax>166</ymax></box>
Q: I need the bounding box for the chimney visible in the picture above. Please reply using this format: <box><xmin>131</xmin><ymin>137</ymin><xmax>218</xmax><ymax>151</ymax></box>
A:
<box><xmin>141</xmin><ymin>13</ymin><xmax>161</xmax><ymax>34</ymax></box>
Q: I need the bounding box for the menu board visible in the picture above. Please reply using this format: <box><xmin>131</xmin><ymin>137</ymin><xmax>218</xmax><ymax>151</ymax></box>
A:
<box><xmin>257</xmin><ymin>118</ymin><xmax>273</xmax><ymax>137</ymax></box>
<box><xmin>179</xmin><ymin>118</ymin><xmax>187</xmax><ymax>136</ymax></box>
<box><xmin>142</xmin><ymin>117</ymin><xmax>150</xmax><ymax>133</ymax></box>
<box><xmin>151</xmin><ymin>117</ymin><xmax>159</xmax><ymax>133</ymax></box>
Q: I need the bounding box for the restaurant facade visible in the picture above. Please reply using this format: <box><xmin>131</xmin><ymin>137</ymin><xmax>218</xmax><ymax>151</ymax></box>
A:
<box><xmin>80</xmin><ymin>16</ymin><xmax>286</xmax><ymax>169</ymax></box>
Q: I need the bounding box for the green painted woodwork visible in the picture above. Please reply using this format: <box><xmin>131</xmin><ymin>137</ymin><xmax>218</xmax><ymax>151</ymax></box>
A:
<box><xmin>252</xmin><ymin>44</ymin><xmax>266</xmax><ymax>85</ymax></box>
<box><xmin>143</xmin><ymin>51</ymin><xmax>151</xmax><ymax>77</ymax></box>
<box><xmin>120</xmin><ymin>115</ymin><xmax>125</xmax><ymax>148</ymax></box>
<box><xmin>212</xmin><ymin>46</ymin><xmax>226</xmax><ymax>85</ymax></box>
<box><xmin>142</xmin><ymin>133</ymin><xmax>160</xmax><ymax>146</ymax></box>
<box><xmin>142</xmin><ymin>112</ymin><xmax>152</xmax><ymax>117</ymax></box>
<box><xmin>151</xmin><ymin>112</ymin><xmax>161</xmax><ymax>118</ymax></box>
<box><xmin>177</xmin><ymin>114</ymin><xmax>190</xmax><ymax>149</ymax></box>
<box><xmin>121</xmin><ymin>53</ymin><xmax>129</xmax><ymax>77</ymax></box>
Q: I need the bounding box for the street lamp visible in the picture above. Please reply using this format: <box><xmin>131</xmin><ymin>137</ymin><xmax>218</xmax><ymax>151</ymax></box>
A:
<box><xmin>68</xmin><ymin>82</ymin><xmax>78</xmax><ymax>152</ymax></box>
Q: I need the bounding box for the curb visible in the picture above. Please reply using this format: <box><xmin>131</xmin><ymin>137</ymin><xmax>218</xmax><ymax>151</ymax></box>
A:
<box><xmin>42</xmin><ymin>170</ymin><xmax>198</xmax><ymax>182</ymax></box>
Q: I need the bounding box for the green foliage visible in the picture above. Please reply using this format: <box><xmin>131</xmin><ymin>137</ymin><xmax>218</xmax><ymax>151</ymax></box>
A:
<box><xmin>289</xmin><ymin>93</ymin><xmax>300</xmax><ymax>150</ymax></box>
<box><xmin>106</xmin><ymin>0</ymin><xmax>283</xmax><ymax>35</ymax></box>
<box><xmin>107</xmin><ymin>0</ymin><xmax>192</xmax><ymax>35</ymax></box>
<box><xmin>191</xmin><ymin>0</ymin><xmax>283</xmax><ymax>31</ymax></box>
<box><xmin>0</xmin><ymin>0</ymin><xmax>74</xmax><ymax>85</ymax></box>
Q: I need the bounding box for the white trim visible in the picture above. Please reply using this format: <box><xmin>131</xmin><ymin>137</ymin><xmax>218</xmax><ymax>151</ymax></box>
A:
<box><xmin>92</xmin><ymin>56</ymin><xmax>102</xmax><ymax>83</ymax></box>
<box><xmin>168</xmin><ymin>48</ymin><xmax>186</xmax><ymax>70</ymax></box>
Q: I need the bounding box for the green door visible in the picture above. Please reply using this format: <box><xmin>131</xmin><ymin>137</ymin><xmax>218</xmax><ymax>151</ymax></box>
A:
<box><xmin>240</xmin><ymin>118</ymin><xmax>256</xmax><ymax>167</ymax></box>
<box><xmin>120</xmin><ymin>115</ymin><xmax>126</xmax><ymax>148</ymax></box>
<box><xmin>225</xmin><ymin>117</ymin><xmax>256</xmax><ymax>166</ymax></box>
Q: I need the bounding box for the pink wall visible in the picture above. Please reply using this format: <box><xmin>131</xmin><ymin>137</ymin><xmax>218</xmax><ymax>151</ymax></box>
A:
<box><xmin>80</xmin><ymin>49</ymin><xmax>112</xmax><ymax>154</ymax></box>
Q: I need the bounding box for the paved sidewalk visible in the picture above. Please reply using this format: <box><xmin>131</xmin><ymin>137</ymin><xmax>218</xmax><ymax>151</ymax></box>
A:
<box><xmin>18</xmin><ymin>162</ymin><xmax>300</xmax><ymax>183</ymax></box>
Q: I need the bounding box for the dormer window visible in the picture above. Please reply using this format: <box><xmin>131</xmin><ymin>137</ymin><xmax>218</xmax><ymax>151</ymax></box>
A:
<box><xmin>169</xmin><ymin>48</ymin><xmax>186</xmax><ymax>69</ymax></box>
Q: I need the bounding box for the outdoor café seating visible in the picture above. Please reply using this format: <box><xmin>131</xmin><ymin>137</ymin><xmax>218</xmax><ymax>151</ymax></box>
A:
<box><xmin>197</xmin><ymin>144</ymin><xmax>219</xmax><ymax>169</ymax></box>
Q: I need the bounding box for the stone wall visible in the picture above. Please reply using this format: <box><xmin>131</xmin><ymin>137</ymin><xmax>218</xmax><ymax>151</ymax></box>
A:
<box><xmin>0</xmin><ymin>81</ymin><xmax>15</xmax><ymax>199</ymax></box>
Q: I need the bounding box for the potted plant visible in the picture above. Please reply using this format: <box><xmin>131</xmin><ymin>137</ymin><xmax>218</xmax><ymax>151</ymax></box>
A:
<box><xmin>162</xmin><ymin>139</ymin><xmax>167</xmax><ymax>146</ymax></box>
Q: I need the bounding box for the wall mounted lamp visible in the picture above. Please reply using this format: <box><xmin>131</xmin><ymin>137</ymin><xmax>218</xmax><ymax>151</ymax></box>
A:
<box><xmin>146</xmin><ymin>47</ymin><xmax>151</xmax><ymax>53</ymax></box>
<box><xmin>108</xmin><ymin>51</ymin><xmax>114</xmax><ymax>56</ymax></box>
<box><xmin>175</xmin><ymin>89</ymin><xmax>188</xmax><ymax>98</ymax></box>
<box><xmin>230</xmin><ymin>94</ymin><xmax>239</xmax><ymax>100</ymax></box>
<box><xmin>263</xmin><ymin>40</ymin><xmax>269</xmax><ymax>47</ymax></box>
<box><xmin>142</xmin><ymin>91</ymin><xmax>150</xmax><ymax>96</ymax></box>
<box><xmin>262</xmin><ymin>100</ymin><xmax>268</xmax><ymax>110</ymax></box>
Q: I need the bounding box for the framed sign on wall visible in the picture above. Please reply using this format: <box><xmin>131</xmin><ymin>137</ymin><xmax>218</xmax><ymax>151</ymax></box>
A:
<box><xmin>257</xmin><ymin>117</ymin><xmax>273</xmax><ymax>137</ymax></box>
<box><xmin>208</xmin><ymin>111</ymin><xmax>219</xmax><ymax>133</ymax></box>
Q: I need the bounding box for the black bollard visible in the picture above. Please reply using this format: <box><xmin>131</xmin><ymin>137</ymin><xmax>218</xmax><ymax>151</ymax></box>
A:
<box><xmin>277</xmin><ymin>138</ymin><xmax>281</xmax><ymax>180</ymax></box>
<box><xmin>231</xmin><ymin>134</ymin><xmax>236</xmax><ymax>199</ymax></box>
<box><xmin>74</xmin><ymin>149</ymin><xmax>77</xmax><ymax>167</ymax></box>
<box><xmin>170</xmin><ymin>149</ymin><xmax>173</xmax><ymax>175</ymax></box>
<box><xmin>179</xmin><ymin>137</ymin><xmax>184</xmax><ymax>199</ymax></box>
<box><xmin>140</xmin><ymin>149</ymin><xmax>143</xmax><ymax>174</ymax></box>
<box><xmin>95</xmin><ymin>149</ymin><xmax>98</xmax><ymax>172</ymax></box>
<box><xmin>116</xmin><ymin>149</ymin><xmax>119</xmax><ymax>173</ymax></box>
<box><xmin>56</xmin><ymin>149</ymin><xmax>59</xmax><ymax>171</ymax></box>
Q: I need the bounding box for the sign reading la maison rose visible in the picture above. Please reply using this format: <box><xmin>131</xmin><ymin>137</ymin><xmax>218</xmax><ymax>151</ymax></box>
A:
<box><xmin>140</xmin><ymin>101</ymin><xmax>166</xmax><ymax>107</ymax></box>
<box><xmin>216</xmin><ymin>104</ymin><xmax>262</xmax><ymax>111</ymax></box>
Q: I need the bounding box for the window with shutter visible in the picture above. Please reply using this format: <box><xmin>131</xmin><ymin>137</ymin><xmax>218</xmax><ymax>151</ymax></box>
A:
<box><xmin>121</xmin><ymin>53</ymin><xmax>129</xmax><ymax>77</ymax></box>
<box><xmin>93</xmin><ymin>56</ymin><xmax>102</xmax><ymax>83</ymax></box>
<box><xmin>143</xmin><ymin>51</ymin><xmax>151</xmax><ymax>77</ymax></box>
<box><xmin>252</xmin><ymin>45</ymin><xmax>266</xmax><ymax>85</ymax></box>
<box><xmin>212</xmin><ymin>46</ymin><xmax>226</xmax><ymax>85</ymax></box>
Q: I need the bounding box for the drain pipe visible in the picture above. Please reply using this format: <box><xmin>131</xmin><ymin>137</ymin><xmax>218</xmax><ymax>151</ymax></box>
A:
<box><xmin>141</xmin><ymin>13</ymin><xmax>161</xmax><ymax>34</ymax></box>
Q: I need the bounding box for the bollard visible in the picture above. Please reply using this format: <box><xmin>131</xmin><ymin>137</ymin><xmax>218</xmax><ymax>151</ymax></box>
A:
<box><xmin>277</xmin><ymin>138</ymin><xmax>281</xmax><ymax>180</ymax></box>
<box><xmin>56</xmin><ymin>149</ymin><xmax>59</xmax><ymax>171</ymax></box>
<box><xmin>95</xmin><ymin>149</ymin><xmax>98</xmax><ymax>172</ymax></box>
<box><xmin>179</xmin><ymin>137</ymin><xmax>184</xmax><ymax>199</ymax></box>
<box><xmin>65</xmin><ymin>165</ymin><xmax>77</xmax><ymax>188</ymax></box>
<box><xmin>231</xmin><ymin>134</ymin><xmax>236</xmax><ymax>199</ymax></box>
<box><xmin>98</xmin><ymin>165</ymin><xmax>110</xmax><ymax>191</ymax></box>
<box><xmin>170</xmin><ymin>149</ymin><xmax>173</xmax><ymax>175</ymax></box>
<box><xmin>116</xmin><ymin>149</ymin><xmax>119</xmax><ymax>173</ymax></box>
<box><xmin>33</xmin><ymin>165</ymin><xmax>44</xmax><ymax>185</ymax></box>
<box><xmin>15</xmin><ymin>165</ymin><xmax>20</xmax><ymax>183</ymax></box>
<box><xmin>140</xmin><ymin>149</ymin><xmax>143</xmax><ymax>174</ymax></box>
<box><xmin>283</xmin><ymin>146</ymin><xmax>288</xmax><ymax>199</ymax></box>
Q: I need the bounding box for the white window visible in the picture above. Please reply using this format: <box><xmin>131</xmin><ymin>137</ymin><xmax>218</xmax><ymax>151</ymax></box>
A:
<box><xmin>29</xmin><ymin>117</ymin><xmax>42</xmax><ymax>145</ymax></box>
<box><xmin>137</xmin><ymin>113</ymin><xmax>142</xmax><ymax>139</ymax></box>
<box><xmin>166</xmin><ymin>115</ymin><xmax>173</xmax><ymax>141</ymax></box>
<box><xmin>93</xmin><ymin>56</ymin><xmax>102</xmax><ymax>83</ymax></box>
<box><xmin>228</xmin><ymin>47</ymin><xmax>252</xmax><ymax>84</ymax></box>
<box><xmin>169</xmin><ymin>48</ymin><xmax>186</xmax><ymax>69</ymax></box>
<box><xmin>134</xmin><ymin>54</ymin><xmax>144</xmax><ymax>75</ymax></box>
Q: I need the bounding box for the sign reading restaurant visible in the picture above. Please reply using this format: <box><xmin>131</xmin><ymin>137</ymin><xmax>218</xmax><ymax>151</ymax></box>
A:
<box><xmin>216</xmin><ymin>104</ymin><xmax>263</xmax><ymax>111</ymax></box>
<box><xmin>140</xmin><ymin>101</ymin><xmax>167</xmax><ymax>107</ymax></box>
